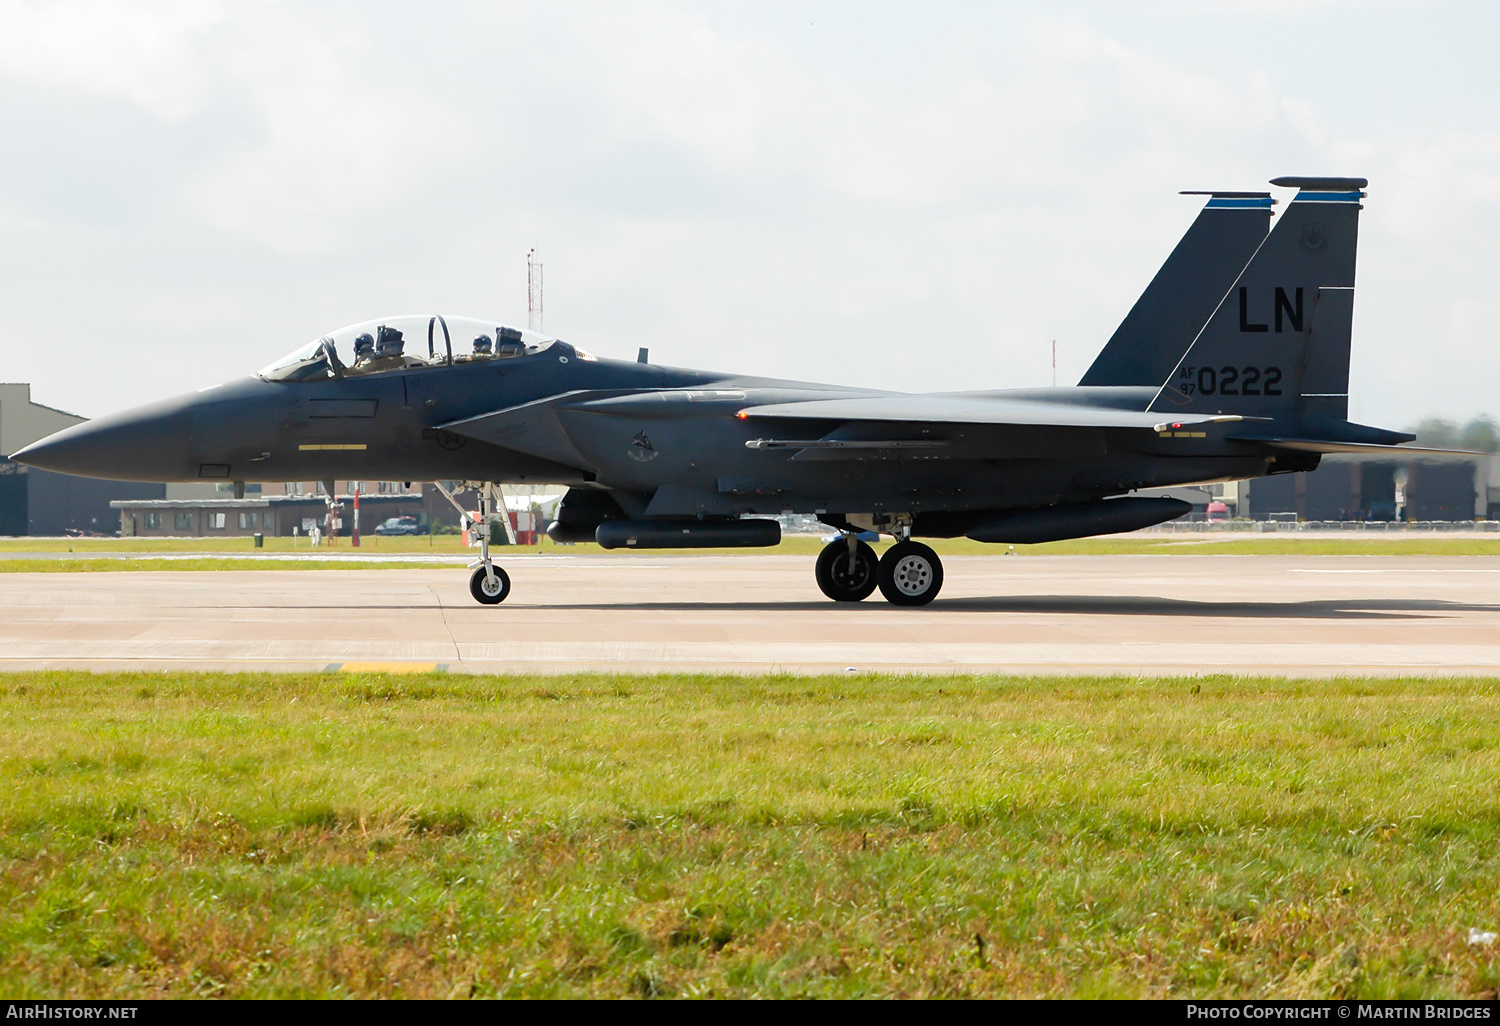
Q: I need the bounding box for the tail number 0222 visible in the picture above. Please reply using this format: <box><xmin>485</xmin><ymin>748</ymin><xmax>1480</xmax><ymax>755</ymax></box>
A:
<box><xmin>1178</xmin><ymin>366</ymin><xmax>1282</xmax><ymax>397</ymax></box>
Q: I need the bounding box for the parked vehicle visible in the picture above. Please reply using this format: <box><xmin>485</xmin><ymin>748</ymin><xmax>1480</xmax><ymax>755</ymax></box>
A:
<box><xmin>374</xmin><ymin>516</ymin><xmax>427</xmax><ymax>536</ymax></box>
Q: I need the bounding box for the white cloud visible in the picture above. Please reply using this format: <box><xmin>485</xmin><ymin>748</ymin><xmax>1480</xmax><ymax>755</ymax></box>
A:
<box><xmin>174</xmin><ymin>8</ymin><xmax>473</xmax><ymax>253</ymax></box>
<box><xmin>0</xmin><ymin>1</ymin><xmax>1496</xmax><ymax>426</ymax></box>
<box><xmin>0</xmin><ymin>0</ymin><xmax>225</xmax><ymax>120</ymax></box>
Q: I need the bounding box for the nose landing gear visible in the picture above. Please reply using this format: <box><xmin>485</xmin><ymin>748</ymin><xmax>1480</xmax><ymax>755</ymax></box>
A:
<box><xmin>433</xmin><ymin>480</ymin><xmax>516</xmax><ymax>605</ymax></box>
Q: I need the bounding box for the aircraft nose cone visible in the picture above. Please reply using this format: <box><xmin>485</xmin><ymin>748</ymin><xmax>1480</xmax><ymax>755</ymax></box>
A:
<box><xmin>9</xmin><ymin>434</ymin><xmax>70</xmax><ymax>470</ymax></box>
<box><xmin>10</xmin><ymin>401</ymin><xmax>193</xmax><ymax>481</ymax></box>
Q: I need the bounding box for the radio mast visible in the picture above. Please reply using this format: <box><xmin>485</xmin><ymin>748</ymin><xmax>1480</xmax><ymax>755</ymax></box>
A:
<box><xmin>527</xmin><ymin>249</ymin><xmax>543</xmax><ymax>332</ymax></box>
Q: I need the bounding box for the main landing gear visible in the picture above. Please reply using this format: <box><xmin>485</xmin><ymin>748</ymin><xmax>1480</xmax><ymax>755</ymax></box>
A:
<box><xmin>815</xmin><ymin>534</ymin><xmax>879</xmax><ymax>602</ymax></box>
<box><xmin>817</xmin><ymin>531</ymin><xmax>944</xmax><ymax>606</ymax></box>
<box><xmin>877</xmin><ymin>540</ymin><xmax>943</xmax><ymax>606</ymax></box>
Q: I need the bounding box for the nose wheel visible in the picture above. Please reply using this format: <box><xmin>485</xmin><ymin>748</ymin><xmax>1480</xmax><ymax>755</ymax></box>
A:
<box><xmin>469</xmin><ymin>564</ymin><xmax>511</xmax><ymax>604</ymax></box>
<box><xmin>877</xmin><ymin>540</ymin><xmax>943</xmax><ymax>606</ymax></box>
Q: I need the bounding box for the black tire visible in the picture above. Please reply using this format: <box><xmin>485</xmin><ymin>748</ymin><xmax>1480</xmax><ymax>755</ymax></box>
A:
<box><xmin>878</xmin><ymin>541</ymin><xmax>943</xmax><ymax>606</ymax></box>
<box><xmin>469</xmin><ymin>565</ymin><xmax>511</xmax><ymax>604</ymax></box>
<box><xmin>815</xmin><ymin>538</ymin><xmax>880</xmax><ymax>602</ymax></box>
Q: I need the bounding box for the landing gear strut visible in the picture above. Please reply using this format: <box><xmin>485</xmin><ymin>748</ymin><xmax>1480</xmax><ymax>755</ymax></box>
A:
<box><xmin>434</xmin><ymin>480</ymin><xmax>513</xmax><ymax>605</ymax></box>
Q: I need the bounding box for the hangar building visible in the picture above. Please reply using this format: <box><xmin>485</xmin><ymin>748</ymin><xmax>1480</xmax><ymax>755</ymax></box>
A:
<box><xmin>0</xmin><ymin>383</ymin><xmax>166</xmax><ymax>536</ymax></box>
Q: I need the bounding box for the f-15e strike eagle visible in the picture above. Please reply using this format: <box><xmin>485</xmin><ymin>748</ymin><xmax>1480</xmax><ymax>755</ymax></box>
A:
<box><xmin>13</xmin><ymin>176</ymin><xmax>1443</xmax><ymax>606</ymax></box>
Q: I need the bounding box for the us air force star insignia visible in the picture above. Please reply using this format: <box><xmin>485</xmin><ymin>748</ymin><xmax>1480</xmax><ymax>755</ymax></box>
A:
<box><xmin>1299</xmin><ymin>223</ymin><xmax>1327</xmax><ymax>254</ymax></box>
<box><xmin>628</xmin><ymin>431</ymin><xmax>659</xmax><ymax>462</ymax></box>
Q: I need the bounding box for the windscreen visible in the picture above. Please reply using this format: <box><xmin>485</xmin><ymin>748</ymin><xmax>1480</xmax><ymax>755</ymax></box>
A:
<box><xmin>257</xmin><ymin>339</ymin><xmax>338</xmax><ymax>382</ymax></box>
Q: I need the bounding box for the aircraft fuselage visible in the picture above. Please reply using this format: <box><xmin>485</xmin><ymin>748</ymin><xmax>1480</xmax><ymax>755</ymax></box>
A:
<box><xmin>16</xmin><ymin>343</ymin><xmax>1291</xmax><ymax>523</ymax></box>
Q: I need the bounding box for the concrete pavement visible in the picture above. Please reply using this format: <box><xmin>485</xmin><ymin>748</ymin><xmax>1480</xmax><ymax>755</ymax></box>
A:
<box><xmin>2</xmin><ymin>554</ymin><xmax>1498</xmax><ymax>676</ymax></box>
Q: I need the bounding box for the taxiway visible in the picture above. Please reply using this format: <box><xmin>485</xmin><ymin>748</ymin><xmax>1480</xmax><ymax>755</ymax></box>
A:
<box><xmin>2</xmin><ymin>554</ymin><xmax>1498</xmax><ymax>676</ymax></box>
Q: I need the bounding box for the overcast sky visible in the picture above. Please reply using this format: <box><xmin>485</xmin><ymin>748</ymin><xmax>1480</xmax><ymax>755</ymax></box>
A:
<box><xmin>1</xmin><ymin>0</ymin><xmax>1496</xmax><ymax>429</ymax></box>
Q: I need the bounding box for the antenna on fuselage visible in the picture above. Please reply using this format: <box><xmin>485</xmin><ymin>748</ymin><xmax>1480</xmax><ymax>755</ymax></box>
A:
<box><xmin>527</xmin><ymin>248</ymin><xmax>544</xmax><ymax>332</ymax></box>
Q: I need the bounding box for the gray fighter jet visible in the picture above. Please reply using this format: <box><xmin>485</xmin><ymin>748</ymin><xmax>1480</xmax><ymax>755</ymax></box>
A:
<box><xmin>12</xmin><ymin>176</ymin><xmax>1438</xmax><ymax>606</ymax></box>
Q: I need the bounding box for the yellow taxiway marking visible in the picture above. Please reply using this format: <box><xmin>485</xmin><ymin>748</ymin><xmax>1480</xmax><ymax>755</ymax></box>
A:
<box><xmin>299</xmin><ymin>443</ymin><xmax>368</xmax><ymax>451</ymax></box>
<box><xmin>328</xmin><ymin>661</ymin><xmax>447</xmax><ymax>674</ymax></box>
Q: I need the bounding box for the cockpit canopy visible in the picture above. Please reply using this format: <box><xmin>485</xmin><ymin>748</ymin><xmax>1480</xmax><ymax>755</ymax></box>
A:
<box><xmin>258</xmin><ymin>315</ymin><xmax>582</xmax><ymax>382</ymax></box>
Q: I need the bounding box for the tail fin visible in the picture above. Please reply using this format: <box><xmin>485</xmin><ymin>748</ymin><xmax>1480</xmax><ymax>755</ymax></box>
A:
<box><xmin>1079</xmin><ymin>192</ymin><xmax>1272</xmax><ymax>387</ymax></box>
<box><xmin>1148</xmin><ymin>176</ymin><xmax>1366</xmax><ymax>425</ymax></box>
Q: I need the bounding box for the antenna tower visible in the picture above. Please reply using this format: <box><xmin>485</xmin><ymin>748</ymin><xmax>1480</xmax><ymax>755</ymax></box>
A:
<box><xmin>527</xmin><ymin>249</ymin><xmax>543</xmax><ymax>332</ymax></box>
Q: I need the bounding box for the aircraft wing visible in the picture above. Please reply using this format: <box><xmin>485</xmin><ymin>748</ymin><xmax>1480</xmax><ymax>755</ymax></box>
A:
<box><xmin>1224</xmin><ymin>436</ymin><xmax>1486</xmax><ymax>457</ymax></box>
<box><xmin>738</xmin><ymin>394</ymin><xmax>1245</xmax><ymax>430</ymax></box>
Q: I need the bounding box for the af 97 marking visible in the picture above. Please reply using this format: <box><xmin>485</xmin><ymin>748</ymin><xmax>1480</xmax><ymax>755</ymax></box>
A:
<box><xmin>1178</xmin><ymin>366</ymin><xmax>1282</xmax><ymax>397</ymax></box>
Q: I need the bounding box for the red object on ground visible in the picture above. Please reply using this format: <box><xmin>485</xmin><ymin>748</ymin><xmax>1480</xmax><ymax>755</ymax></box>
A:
<box><xmin>512</xmin><ymin>510</ymin><xmax>538</xmax><ymax>545</ymax></box>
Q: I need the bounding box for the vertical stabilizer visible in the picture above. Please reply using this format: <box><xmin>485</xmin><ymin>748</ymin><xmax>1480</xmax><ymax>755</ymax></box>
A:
<box><xmin>1147</xmin><ymin>177</ymin><xmax>1366</xmax><ymax>425</ymax></box>
<box><xmin>1079</xmin><ymin>192</ymin><xmax>1272</xmax><ymax>387</ymax></box>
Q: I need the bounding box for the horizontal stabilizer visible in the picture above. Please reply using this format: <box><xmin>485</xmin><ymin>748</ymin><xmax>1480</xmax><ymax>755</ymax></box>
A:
<box><xmin>1269</xmin><ymin>176</ymin><xmax>1367</xmax><ymax>190</ymax></box>
<box><xmin>1226</xmin><ymin>436</ymin><xmax>1486</xmax><ymax>457</ymax></box>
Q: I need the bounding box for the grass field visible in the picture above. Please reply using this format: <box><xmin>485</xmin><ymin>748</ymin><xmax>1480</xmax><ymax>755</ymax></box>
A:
<box><xmin>5</xmin><ymin>533</ymin><xmax>1500</xmax><ymax>571</ymax></box>
<box><xmin>0</xmin><ymin>558</ymin><xmax>459</xmax><ymax>573</ymax></box>
<box><xmin>0</xmin><ymin>536</ymin><xmax>476</xmax><ymax>554</ymax></box>
<box><xmin>4</xmin><ymin>671</ymin><xmax>1500</xmax><ymax>998</ymax></box>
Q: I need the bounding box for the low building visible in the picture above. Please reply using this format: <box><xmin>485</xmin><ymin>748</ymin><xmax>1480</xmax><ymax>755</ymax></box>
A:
<box><xmin>113</xmin><ymin>487</ymin><xmax>428</xmax><ymax>538</ymax></box>
<box><xmin>1243</xmin><ymin>452</ymin><xmax>1498</xmax><ymax>521</ymax></box>
<box><xmin>110</xmin><ymin>481</ymin><xmax>562</xmax><ymax>539</ymax></box>
<box><xmin>1</xmin><ymin>383</ymin><xmax>166</xmax><ymax>535</ymax></box>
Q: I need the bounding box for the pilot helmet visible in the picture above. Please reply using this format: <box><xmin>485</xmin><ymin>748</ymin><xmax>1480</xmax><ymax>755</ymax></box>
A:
<box><xmin>352</xmin><ymin>333</ymin><xmax>375</xmax><ymax>356</ymax></box>
<box><xmin>375</xmin><ymin>325</ymin><xmax>405</xmax><ymax>356</ymax></box>
<box><xmin>472</xmin><ymin>335</ymin><xmax>493</xmax><ymax>354</ymax></box>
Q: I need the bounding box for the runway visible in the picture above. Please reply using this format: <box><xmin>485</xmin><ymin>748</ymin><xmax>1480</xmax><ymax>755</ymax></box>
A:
<box><xmin>3</xmin><ymin>554</ymin><xmax>1499</xmax><ymax>676</ymax></box>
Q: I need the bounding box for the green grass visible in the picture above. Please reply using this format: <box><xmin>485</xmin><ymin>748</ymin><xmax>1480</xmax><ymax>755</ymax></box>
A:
<box><xmin>0</xmin><ymin>535</ymin><xmax>473</xmax><ymax>554</ymax></box>
<box><xmin>3</xmin><ymin>671</ymin><xmax>1500</xmax><ymax>998</ymax></box>
<box><xmin>0</xmin><ymin>558</ymin><xmax>458</xmax><ymax>573</ymax></box>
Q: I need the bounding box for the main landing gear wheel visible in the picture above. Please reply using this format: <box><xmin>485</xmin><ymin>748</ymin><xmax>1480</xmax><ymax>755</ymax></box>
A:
<box><xmin>469</xmin><ymin>565</ymin><xmax>511</xmax><ymax>604</ymax></box>
<box><xmin>878</xmin><ymin>541</ymin><xmax>943</xmax><ymax>606</ymax></box>
<box><xmin>815</xmin><ymin>538</ymin><xmax>879</xmax><ymax>602</ymax></box>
